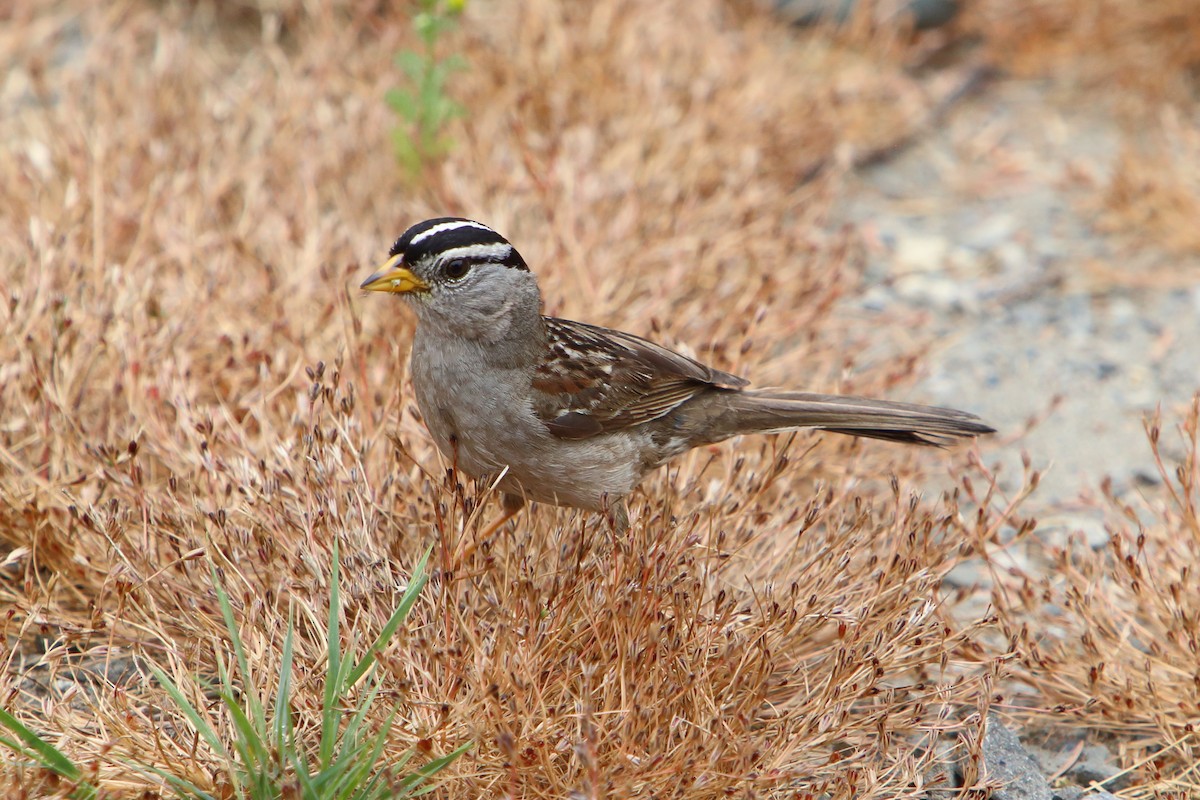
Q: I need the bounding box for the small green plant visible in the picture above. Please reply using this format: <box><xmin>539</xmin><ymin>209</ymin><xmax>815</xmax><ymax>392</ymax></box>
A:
<box><xmin>0</xmin><ymin>545</ymin><xmax>470</xmax><ymax>798</ymax></box>
<box><xmin>149</xmin><ymin>543</ymin><xmax>469</xmax><ymax>799</ymax></box>
<box><xmin>387</xmin><ymin>0</ymin><xmax>468</xmax><ymax>175</ymax></box>
<box><xmin>0</xmin><ymin>707</ymin><xmax>99</xmax><ymax>799</ymax></box>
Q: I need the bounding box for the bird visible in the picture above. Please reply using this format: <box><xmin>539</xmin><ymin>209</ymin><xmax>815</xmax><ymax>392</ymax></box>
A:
<box><xmin>360</xmin><ymin>217</ymin><xmax>994</xmax><ymax>532</ymax></box>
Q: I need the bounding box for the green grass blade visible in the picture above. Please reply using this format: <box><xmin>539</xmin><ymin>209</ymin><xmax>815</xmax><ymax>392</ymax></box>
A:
<box><xmin>320</xmin><ymin>537</ymin><xmax>344</xmax><ymax>768</ymax></box>
<box><xmin>312</xmin><ymin>707</ymin><xmax>396</xmax><ymax>797</ymax></box>
<box><xmin>342</xmin><ymin>675</ymin><xmax>387</xmax><ymax>744</ymax></box>
<box><xmin>396</xmin><ymin>740</ymin><xmax>474</xmax><ymax>797</ymax></box>
<box><xmin>148</xmin><ymin>664</ymin><xmax>229</xmax><ymax>765</ymax></box>
<box><xmin>346</xmin><ymin>546</ymin><xmax>432</xmax><ymax>686</ymax></box>
<box><xmin>289</xmin><ymin>748</ymin><xmax>320</xmax><ymax>798</ymax></box>
<box><xmin>310</xmin><ymin>735</ymin><xmax>373</xmax><ymax>798</ymax></box>
<box><xmin>125</xmin><ymin>760</ymin><xmax>215</xmax><ymax>800</ymax></box>
<box><xmin>218</xmin><ymin>687</ymin><xmax>270</xmax><ymax>775</ymax></box>
<box><xmin>273</xmin><ymin>613</ymin><xmax>296</xmax><ymax>767</ymax></box>
<box><xmin>0</xmin><ymin>706</ymin><xmax>84</xmax><ymax>782</ymax></box>
<box><xmin>341</xmin><ymin>710</ymin><xmax>398</xmax><ymax>800</ymax></box>
<box><xmin>213</xmin><ymin>568</ymin><xmax>266</xmax><ymax>734</ymax></box>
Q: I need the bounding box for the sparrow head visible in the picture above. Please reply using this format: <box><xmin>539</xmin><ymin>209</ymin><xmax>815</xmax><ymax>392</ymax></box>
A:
<box><xmin>361</xmin><ymin>217</ymin><xmax>541</xmax><ymax>342</ymax></box>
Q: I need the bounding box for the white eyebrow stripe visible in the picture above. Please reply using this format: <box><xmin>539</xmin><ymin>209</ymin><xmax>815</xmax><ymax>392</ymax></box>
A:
<box><xmin>409</xmin><ymin>219</ymin><xmax>496</xmax><ymax>245</ymax></box>
<box><xmin>437</xmin><ymin>242</ymin><xmax>514</xmax><ymax>262</ymax></box>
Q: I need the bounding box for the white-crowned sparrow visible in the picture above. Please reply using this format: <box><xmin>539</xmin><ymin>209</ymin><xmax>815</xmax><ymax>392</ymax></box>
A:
<box><xmin>361</xmin><ymin>217</ymin><xmax>993</xmax><ymax>530</ymax></box>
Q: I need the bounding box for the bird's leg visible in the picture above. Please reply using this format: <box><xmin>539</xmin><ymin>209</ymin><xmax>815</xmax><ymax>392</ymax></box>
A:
<box><xmin>457</xmin><ymin>491</ymin><xmax>525</xmax><ymax>564</ymax></box>
<box><xmin>487</xmin><ymin>491</ymin><xmax>527</xmax><ymax>537</ymax></box>
<box><xmin>601</xmin><ymin>494</ymin><xmax>630</xmax><ymax>546</ymax></box>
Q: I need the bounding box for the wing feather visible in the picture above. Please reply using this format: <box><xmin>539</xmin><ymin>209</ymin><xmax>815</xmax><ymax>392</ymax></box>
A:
<box><xmin>531</xmin><ymin>318</ymin><xmax>747</xmax><ymax>440</ymax></box>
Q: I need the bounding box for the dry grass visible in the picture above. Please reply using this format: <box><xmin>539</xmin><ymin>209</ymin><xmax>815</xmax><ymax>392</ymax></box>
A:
<box><xmin>993</xmin><ymin>399</ymin><xmax>1200</xmax><ymax>797</ymax></box>
<box><xmin>0</xmin><ymin>0</ymin><xmax>1198</xmax><ymax>797</ymax></box>
<box><xmin>968</xmin><ymin>0</ymin><xmax>1200</xmax><ymax>263</ymax></box>
<box><xmin>1100</xmin><ymin>108</ymin><xmax>1200</xmax><ymax>258</ymax></box>
<box><xmin>969</xmin><ymin>0</ymin><xmax>1200</xmax><ymax>101</ymax></box>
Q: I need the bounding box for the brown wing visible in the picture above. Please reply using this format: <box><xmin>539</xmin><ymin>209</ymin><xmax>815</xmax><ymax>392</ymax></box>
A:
<box><xmin>530</xmin><ymin>317</ymin><xmax>749</xmax><ymax>440</ymax></box>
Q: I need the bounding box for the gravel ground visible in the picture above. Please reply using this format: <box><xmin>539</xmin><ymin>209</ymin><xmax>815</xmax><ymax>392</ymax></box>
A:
<box><xmin>831</xmin><ymin>77</ymin><xmax>1197</xmax><ymax>790</ymax></box>
<box><xmin>834</xmin><ymin>79</ymin><xmax>1200</xmax><ymax>510</ymax></box>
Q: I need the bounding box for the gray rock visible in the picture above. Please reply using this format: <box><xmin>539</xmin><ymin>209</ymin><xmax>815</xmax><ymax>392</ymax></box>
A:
<box><xmin>1027</xmin><ymin>737</ymin><xmax>1127</xmax><ymax>791</ymax></box>
<box><xmin>1051</xmin><ymin>787</ymin><xmax>1084</xmax><ymax>800</ymax></box>
<box><xmin>1072</xmin><ymin>744</ymin><xmax>1129</xmax><ymax>791</ymax></box>
<box><xmin>774</xmin><ymin>0</ymin><xmax>960</xmax><ymax>29</ymax></box>
<box><xmin>980</xmin><ymin>715</ymin><xmax>1054</xmax><ymax>800</ymax></box>
<box><xmin>1024</xmin><ymin>740</ymin><xmax>1075</xmax><ymax>775</ymax></box>
<box><xmin>924</xmin><ymin>737</ymin><xmax>964</xmax><ymax>800</ymax></box>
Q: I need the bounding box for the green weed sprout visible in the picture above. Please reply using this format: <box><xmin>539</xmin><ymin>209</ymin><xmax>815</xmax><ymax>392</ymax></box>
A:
<box><xmin>0</xmin><ymin>545</ymin><xmax>470</xmax><ymax>799</ymax></box>
<box><xmin>388</xmin><ymin>0</ymin><xmax>468</xmax><ymax>175</ymax></box>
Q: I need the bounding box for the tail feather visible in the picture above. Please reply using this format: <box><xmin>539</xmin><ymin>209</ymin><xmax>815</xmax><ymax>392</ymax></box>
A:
<box><xmin>721</xmin><ymin>391</ymin><xmax>994</xmax><ymax>447</ymax></box>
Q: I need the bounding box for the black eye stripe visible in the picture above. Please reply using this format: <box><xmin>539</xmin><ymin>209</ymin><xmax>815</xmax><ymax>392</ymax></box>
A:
<box><xmin>498</xmin><ymin>247</ymin><xmax>528</xmax><ymax>270</ymax></box>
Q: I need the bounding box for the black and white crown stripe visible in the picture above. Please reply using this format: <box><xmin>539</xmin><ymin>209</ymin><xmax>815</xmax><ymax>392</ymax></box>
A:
<box><xmin>435</xmin><ymin>242</ymin><xmax>518</xmax><ymax>264</ymax></box>
<box><xmin>392</xmin><ymin>217</ymin><xmax>529</xmax><ymax>271</ymax></box>
<box><xmin>408</xmin><ymin>218</ymin><xmax>495</xmax><ymax>247</ymax></box>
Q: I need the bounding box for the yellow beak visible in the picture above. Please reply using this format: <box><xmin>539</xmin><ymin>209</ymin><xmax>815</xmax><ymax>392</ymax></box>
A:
<box><xmin>359</xmin><ymin>254</ymin><xmax>430</xmax><ymax>294</ymax></box>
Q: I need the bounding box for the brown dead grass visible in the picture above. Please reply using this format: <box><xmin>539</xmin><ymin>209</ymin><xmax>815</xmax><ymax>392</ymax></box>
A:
<box><xmin>993</xmin><ymin>399</ymin><xmax>1200</xmax><ymax>796</ymax></box>
<box><xmin>969</xmin><ymin>0</ymin><xmax>1200</xmax><ymax>101</ymax></box>
<box><xmin>969</xmin><ymin>0</ymin><xmax>1200</xmax><ymax>262</ymax></box>
<box><xmin>1100</xmin><ymin>108</ymin><xmax>1200</xmax><ymax>258</ymax></box>
<box><xmin>0</xmin><ymin>0</ymin><xmax>1198</xmax><ymax>797</ymax></box>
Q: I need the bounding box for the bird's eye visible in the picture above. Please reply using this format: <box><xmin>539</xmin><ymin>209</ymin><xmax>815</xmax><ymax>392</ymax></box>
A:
<box><xmin>444</xmin><ymin>258</ymin><xmax>470</xmax><ymax>280</ymax></box>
